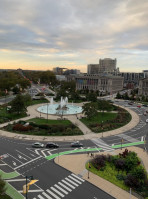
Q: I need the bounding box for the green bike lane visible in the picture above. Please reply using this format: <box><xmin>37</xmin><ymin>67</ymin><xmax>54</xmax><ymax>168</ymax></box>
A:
<box><xmin>1</xmin><ymin>140</ymin><xmax>144</xmax><ymax>199</ymax></box>
<box><xmin>46</xmin><ymin>141</ymin><xmax>145</xmax><ymax>160</ymax></box>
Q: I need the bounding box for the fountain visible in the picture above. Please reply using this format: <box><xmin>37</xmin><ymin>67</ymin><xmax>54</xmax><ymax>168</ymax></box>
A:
<box><xmin>37</xmin><ymin>97</ymin><xmax>82</xmax><ymax>115</ymax></box>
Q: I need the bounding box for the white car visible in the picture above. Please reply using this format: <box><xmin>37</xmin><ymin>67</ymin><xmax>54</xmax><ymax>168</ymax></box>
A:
<box><xmin>32</xmin><ymin>142</ymin><xmax>44</xmax><ymax>148</ymax></box>
<box><xmin>146</xmin><ymin>119</ymin><xmax>148</xmax><ymax>123</ymax></box>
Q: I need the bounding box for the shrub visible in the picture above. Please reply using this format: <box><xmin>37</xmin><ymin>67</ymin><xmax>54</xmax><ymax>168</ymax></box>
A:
<box><xmin>92</xmin><ymin>155</ymin><xmax>106</xmax><ymax>169</ymax></box>
<box><xmin>124</xmin><ymin>174</ymin><xmax>140</xmax><ymax>189</ymax></box>
<box><xmin>115</xmin><ymin>159</ymin><xmax>125</xmax><ymax>171</ymax></box>
<box><xmin>13</xmin><ymin>123</ymin><xmax>33</xmax><ymax>132</ymax></box>
<box><xmin>116</xmin><ymin>174</ymin><xmax>126</xmax><ymax>181</ymax></box>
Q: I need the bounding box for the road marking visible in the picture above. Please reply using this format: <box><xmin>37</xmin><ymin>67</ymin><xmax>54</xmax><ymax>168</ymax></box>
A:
<box><xmin>65</xmin><ymin>177</ymin><xmax>79</xmax><ymax>187</ymax></box>
<box><xmin>38</xmin><ymin>195</ymin><xmax>44</xmax><ymax>199</ymax></box>
<box><xmin>51</xmin><ymin>187</ymin><xmax>64</xmax><ymax>197</ymax></box>
<box><xmin>35</xmin><ymin>149</ymin><xmax>40</xmax><ymax>155</ymax></box>
<box><xmin>58</xmin><ymin>182</ymin><xmax>72</xmax><ymax>192</ymax></box>
<box><xmin>42</xmin><ymin>192</ymin><xmax>52</xmax><ymax>199</ymax></box>
<box><xmin>7</xmin><ymin>153</ymin><xmax>23</xmax><ymax>164</ymax></box>
<box><xmin>14</xmin><ymin>156</ymin><xmax>42</xmax><ymax>169</ymax></box>
<box><xmin>71</xmin><ymin>173</ymin><xmax>85</xmax><ymax>182</ymax></box>
<box><xmin>46</xmin><ymin>189</ymin><xmax>61</xmax><ymax>199</ymax></box>
<box><xmin>0</xmin><ymin>163</ymin><xmax>7</xmax><ymax>166</ymax></box>
<box><xmin>6</xmin><ymin>179</ymin><xmax>26</xmax><ymax>182</ymax></box>
<box><xmin>62</xmin><ymin>179</ymin><xmax>75</xmax><ymax>189</ymax></box>
<box><xmin>54</xmin><ymin>184</ymin><xmax>68</xmax><ymax>195</ymax></box>
<box><xmin>68</xmin><ymin>175</ymin><xmax>82</xmax><ymax>184</ymax></box>
<box><xmin>16</xmin><ymin>150</ymin><xmax>32</xmax><ymax>160</ymax></box>
<box><xmin>19</xmin><ymin>190</ymin><xmax>43</xmax><ymax>193</ymax></box>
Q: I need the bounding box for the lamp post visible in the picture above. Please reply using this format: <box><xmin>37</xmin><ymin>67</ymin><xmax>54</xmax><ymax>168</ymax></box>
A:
<box><xmin>25</xmin><ymin>175</ymin><xmax>33</xmax><ymax>199</ymax></box>
<box><xmin>47</xmin><ymin>102</ymin><xmax>48</xmax><ymax>122</ymax></box>
<box><xmin>101</xmin><ymin>121</ymin><xmax>103</xmax><ymax>137</ymax></box>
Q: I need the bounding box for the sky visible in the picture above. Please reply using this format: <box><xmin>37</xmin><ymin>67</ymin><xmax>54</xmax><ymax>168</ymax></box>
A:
<box><xmin>0</xmin><ymin>0</ymin><xmax>148</xmax><ymax>73</ymax></box>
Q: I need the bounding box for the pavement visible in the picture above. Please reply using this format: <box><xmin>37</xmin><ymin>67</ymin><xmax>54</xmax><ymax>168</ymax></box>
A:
<box><xmin>0</xmin><ymin>103</ymin><xmax>139</xmax><ymax>141</ymax></box>
<box><xmin>54</xmin><ymin>146</ymin><xmax>148</xmax><ymax>199</ymax></box>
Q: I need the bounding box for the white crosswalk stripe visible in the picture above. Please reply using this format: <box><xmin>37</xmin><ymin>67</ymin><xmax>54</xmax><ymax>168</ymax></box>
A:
<box><xmin>46</xmin><ymin>189</ymin><xmax>61</xmax><ymax>199</ymax></box>
<box><xmin>35</xmin><ymin>173</ymin><xmax>84</xmax><ymax>199</ymax></box>
<box><xmin>58</xmin><ymin>182</ymin><xmax>72</xmax><ymax>192</ymax></box>
<box><xmin>91</xmin><ymin>138</ymin><xmax>114</xmax><ymax>151</ymax></box>
<box><xmin>117</xmin><ymin>134</ymin><xmax>139</xmax><ymax>143</ymax></box>
<box><xmin>51</xmin><ymin>186</ymin><xmax>65</xmax><ymax>197</ymax></box>
<box><xmin>54</xmin><ymin>184</ymin><xmax>68</xmax><ymax>195</ymax></box>
<box><xmin>42</xmin><ymin>192</ymin><xmax>52</xmax><ymax>199</ymax></box>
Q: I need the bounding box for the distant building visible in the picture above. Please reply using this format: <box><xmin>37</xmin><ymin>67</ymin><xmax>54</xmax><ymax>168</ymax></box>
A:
<box><xmin>64</xmin><ymin>69</ymin><xmax>80</xmax><ymax>75</ymax></box>
<box><xmin>56</xmin><ymin>75</ymin><xmax>67</xmax><ymax>81</ymax></box>
<box><xmin>138</xmin><ymin>78</ymin><xmax>148</xmax><ymax>96</ymax></box>
<box><xmin>76</xmin><ymin>74</ymin><xmax>123</xmax><ymax>94</ymax></box>
<box><xmin>120</xmin><ymin>72</ymin><xmax>144</xmax><ymax>87</ymax></box>
<box><xmin>143</xmin><ymin>70</ymin><xmax>148</xmax><ymax>78</ymax></box>
<box><xmin>87</xmin><ymin>58</ymin><xmax>117</xmax><ymax>75</ymax></box>
<box><xmin>53</xmin><ymin>67</ymin><xmax>67</xmax><ymax>75</ymax></box>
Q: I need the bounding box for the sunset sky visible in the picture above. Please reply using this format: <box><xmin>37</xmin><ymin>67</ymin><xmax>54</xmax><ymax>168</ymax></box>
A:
<box><xmin>0</xmin><ymin>0</ymin><xmax>148</xmax><ymax>72</ymax></box>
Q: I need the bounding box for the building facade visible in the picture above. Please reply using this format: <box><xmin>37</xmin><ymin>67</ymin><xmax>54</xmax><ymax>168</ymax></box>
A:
<box><xmin>120</xmin><ymin>72</ymin><xmax>144</xmax><ymax>87</ymax></box>
<box><xmin>138</xmin><ymin>78</ymin><xmax>148</xmax><ymax>96</ymax></box>
<box><xmin>76</xmin><ymin>74</ymin><xmax>123</xmax><ymax>94</ymax></box>
<box><xmin>87</xmin><ymin>58</ymin><xmax>117</xmax><ymax>74</ymax></box>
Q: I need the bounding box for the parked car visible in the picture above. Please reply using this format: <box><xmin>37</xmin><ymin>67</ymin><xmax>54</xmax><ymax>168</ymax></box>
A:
<box><xmin>32</xmin><ymin>142</ymin><xmax>44</xmax><ymax>148</ymax></box>
<box><xmin>146</xmin><ymin>119</ymin><xmax>148</xmax><ymax>123</ymax></box>
<box><xmin>142</xmin><ymin>104</ymin><xmax>148</xmax><ymax>107</ymax></box>
<box><xmin>137</xmin><ymin>105</ymin><xmax>141</xmax><ymax>108</ymax></box>
<box><xmin>128</xmin><ymin>102</ymin><xmax>133</xmax><ymax>105</ymax></box>
<box><xmin>71</xmin><ymin>141</ymin><xmax>83</xmax><ymax>147</ymax></box>
<box><xmin>46</xmin><ymin>143</ymin><xmax>59</xmax><ymax>148</ymax></box>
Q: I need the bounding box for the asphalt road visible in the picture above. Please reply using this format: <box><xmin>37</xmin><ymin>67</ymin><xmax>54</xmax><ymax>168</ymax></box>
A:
<box><xmin>0</xmin><ymin>100</ymin><xmax>148</xmax><ymax>199</ymax></box>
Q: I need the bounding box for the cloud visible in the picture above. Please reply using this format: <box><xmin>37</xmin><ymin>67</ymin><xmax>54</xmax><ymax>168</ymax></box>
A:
<box><xmin>0</xmin><ymin>0</ymin><xmax>148</xmax><ymax>72</ymax></box>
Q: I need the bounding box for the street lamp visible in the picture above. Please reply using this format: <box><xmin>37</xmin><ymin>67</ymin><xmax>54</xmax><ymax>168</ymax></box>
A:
<box><xmin>101</xmin><ymin>121</ymin><xmax>103</xmax><ymax>137</ymax></box>
<box><xmin>47</xmin><ymin>102</ymin><xmax>48</xmax><ymax>122</ymax></box>
<box><xmin>25</xmin><ymin>175</ymin><xmax>33</xmax><ymax>199</ymax></box>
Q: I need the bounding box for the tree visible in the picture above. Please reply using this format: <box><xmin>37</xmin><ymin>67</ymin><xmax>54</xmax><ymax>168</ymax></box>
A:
<box><xmin>86</xmin><ymin>92</ymin><xmax>97</xmax><ymax>102</ymax></box>
<box><xmin>82</xmin><ymin>102</ymin><xmax>98</xmax><ymax>119</ymax></box>
<box><xmin>0</xmin><ymin>175</ymin><xmax>6</xmax><ymax>195</ymax></box>
<box><xmin>116</xmin><ymin>92</ymin><xmax>121</xmax><ymax>99</ymax></box>
<box><xmin>97</xmin><ymin>100</ymin><xmax>112</xmax><ymax>114</ymax></box>
<box><xmin>10</xmin><ymin>94</ymin><xmax>27</xmax><ymax>114</ymax></box>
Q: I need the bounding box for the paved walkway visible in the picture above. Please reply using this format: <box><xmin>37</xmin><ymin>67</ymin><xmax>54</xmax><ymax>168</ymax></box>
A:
<box><xmin>0</xmin><ymin>103</ymin><xmax>139</xmax><ymax>141</ymax></box>
<box><xmin>55</xmin><ymin>146</ymin><xmax>148</xmax><ymax>199</ymax></box>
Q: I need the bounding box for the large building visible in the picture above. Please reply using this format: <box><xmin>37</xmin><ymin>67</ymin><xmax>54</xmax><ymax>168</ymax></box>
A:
<box><xmin>76</xmin><ymin>74</ymin><xmax>123</xmax><ymax>94</ymax></box>
<box><xmin>120</xmin><ymin>72</ymin><xmax>144</xmax><ymax>87</ymax></box>
<box><xmin>87</xmin><ymin>58</ymin><xmax>117</xmax><ymax>74</ymax></box>
<box><xmin>138</xmin><ymin>78</ymin><xmax>148</xmax><ymax>96</ymax></box>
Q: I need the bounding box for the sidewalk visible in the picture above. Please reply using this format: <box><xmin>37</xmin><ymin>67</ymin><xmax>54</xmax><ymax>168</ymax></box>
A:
<box><xmin>55</xmin><ymin>146</ymin><xmax>148</xmax><ymax>199</ymax></box>
<box><xmin>0</xmin><ymin>103</ymin><xmax>139</xmax><ymax>141</ymax></box>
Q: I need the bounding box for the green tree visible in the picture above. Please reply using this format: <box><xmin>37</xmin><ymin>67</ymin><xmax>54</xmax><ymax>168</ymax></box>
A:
<box><xmin>10</xmin><ymin>94</ymin><xmax>27</xmax><ymax>114</ymax></box>
<box><xmin>116</xmin><ymin>92</ymin><xmax>121</xmax><ymax>99</ymax></box>
<box><xmin>86</xmin><ymin>92</ymin><xmax>97</xmax><ymax>102</ymax></box>
<box><xmin>0</xmin><ymin>175</ymin><xmax>6</xmax><ymax>196</ymax></box>
<box><xmin>23</xmin><ymin>94</ymin><xmax>32</xmax><ymax>106</ymax></box>
<box><xmin>82</xmin><ymin>102</ymin><xmax>98</xmax><ymax>119</ymax></box>
<box><xmin>97</xmin><ymin>100</ymin><xmax>112</xmax><ymax>114</ymax></box>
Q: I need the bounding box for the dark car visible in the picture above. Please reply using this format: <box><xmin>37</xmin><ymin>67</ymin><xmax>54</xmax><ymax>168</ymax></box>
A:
<box><xmin>71</xmin><ymin>141</ymin><xmax>83</xmax><ymax>147</ymax></box>
<box><xmin>142</xmin><ymin>104</ymin><xmax>148</xmax><ymax>107</ymax></box>
<box><xmin>128</xmin><ymin>102</ymin><xmax>133</xmax><ymax>105</ymax></box>
<box><xmin>46</xmin><ymin>143</ymin><xmax>59</xmax><ymax>148</ymax></box>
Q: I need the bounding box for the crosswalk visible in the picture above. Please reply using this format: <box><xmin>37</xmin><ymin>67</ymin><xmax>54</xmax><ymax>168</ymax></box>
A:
<box><xmin>91</xmin><ymin>138</ymin><xmax>114</xmax><ymax>152</ymax></box>
<box><xmin>33</xmin><ymin>173</ymin><xmax>84</xmax><ymax>199</ymax></box>
<box><xmin>117</xmin><ymin>134</ymin><xmax>139</xmax><ymax>143</ymax></box>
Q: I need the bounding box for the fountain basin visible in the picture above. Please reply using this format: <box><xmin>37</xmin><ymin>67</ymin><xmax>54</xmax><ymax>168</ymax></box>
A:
<box><xmin>37</xmin><ymin>104</ymin><xmax>83</xmax><ymax>115</ymax></box>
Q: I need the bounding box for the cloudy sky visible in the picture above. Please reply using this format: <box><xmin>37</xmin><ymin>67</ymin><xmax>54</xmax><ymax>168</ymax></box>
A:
<box><xmin>0</xmin><ymin>0</ymin><xmax>148</xmax><ymax>72</ymax></box>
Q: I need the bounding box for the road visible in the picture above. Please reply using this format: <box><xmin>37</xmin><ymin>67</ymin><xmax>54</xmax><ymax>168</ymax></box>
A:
<box><xmin>0</xmin><ymin>100</ymin><xmax>148</xmax><ymax>199</ymax></box>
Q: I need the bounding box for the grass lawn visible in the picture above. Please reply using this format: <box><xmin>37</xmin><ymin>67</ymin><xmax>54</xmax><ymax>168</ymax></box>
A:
<box><xmin>86</xmin><ymin>162</ymin><xmax>129</xmax><ymax>191</ymax></box>
<box><xmin>28</xmin><ymin>99</ymin><xmax>48</xmax><ymax>106</ymax></box>
<box><xmin>28</xmin><ymin>118</ymin><xmax>72</xmax><ymax>125</ymax></box>
<box><xmin>0</xmin><ymin>106</ymin><xmax>27</xmax><ymax>124</ymax></box>
<box><xmin>81</xmin><ymin>112</ymin><xmax>117</xmax><ymax>125</ymax></box>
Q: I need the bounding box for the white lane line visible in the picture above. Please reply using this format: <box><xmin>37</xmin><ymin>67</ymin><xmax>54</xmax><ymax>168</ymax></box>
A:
<box><xmin>54</xmin><ymin>184</ymin><xmax>68</xmax><ymax>195</ymax></box>
<box><xmin>0</xmin><ymin>163</ymin><xmax>7</xmax><ymax>166</ymax></box>
<box><xmin>51</xmin><ymin>186</ymin><xmax>64</xmax><ymax>197</ymax></box>
<box><xmin>58</xmin><ymin>182</ymin><xmax>72</xmax><ymax>192</ymax></box>
<box><xmin>38</xmin><ymin>195</ymin><xmax>44</xmax><ymax>199</ymax></box>
<box><xmin>33</xmin><ymin>198</ymin><xmax>37</xmax><ymax>199</ymax></box>
<box><xmin>6</xmin><ymin>179</ymin><xmax>26</xmax><ymax>182</ymax></box>
<box><xmin>7</xmin><ymin>153</ymin><xmax>23</xmax><ymax>164</ymax></box>
<box><xmin>41</xmin><ymin>149</ymin><xmax>50</xmax><ymax>157</ymax></box>
<box><xmin>35</xmin><ymin>149</ymin><xmax>40</xmax><ymax>155</ymax></box>
<box><xmin>18</xmin><ymin>190</ymin><xmax>43</xmax><ymax>193</ymax></box>
<box><xmin>68</xmin><ymin>175</ymin><xmax>82</xmax><ymax>184</ymax></box>
<box><xmin>14</xmin><ymin>156</ymin><xmax>42</xmax><ymax>169</ymax></box>
<box><xmin>47</xmin><ymin>151</ymin><xmax>51</xmax><ymax>155</ymax></box>
<box><xmin>46</xmin><ymin>189</ymin><xmax>61</xmax><ymax>199</ymax></box>
<box><xmin>62</xmin><ymin>180</ymin><xmax>75</xmax><ymax>189</ymax></box>
<box><xmin>65</xmin><ymin>177</ymin><xmax>79</xmax><ymax>187</ymax></box>
<box><xmin>71</xmin><ymin>173</ymin><xmax>85</xmax><ymax>182</ymax></box>
<box><xmin>42</xmin><ymin>192</ymin><xmax>52</xmax><ymax>199</ymax></box>
<box><xmin>15</xmin><ymin>149</ymin><xmax>32</xmax><ymax>160</ymax></box>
